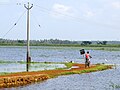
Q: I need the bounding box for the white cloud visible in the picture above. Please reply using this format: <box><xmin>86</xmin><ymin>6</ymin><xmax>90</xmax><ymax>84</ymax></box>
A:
<box><xmin>79</xmin><ymin>3</ymin><xmax>96</xmax><ymax>18</ymax></box>
<box><xmin>52</xmin><ymin>4</ymin><xmax>74</xmax><ymax>18</ymax></box>
<box><xmin>112</xmin><ymin>1</ymin><xmax>120</xmax><ymax>9</ymax></box>
<box><xmin>84</xmin><ymin>10</ymin><xmax>96</xmax><ymax>18</ymax></box>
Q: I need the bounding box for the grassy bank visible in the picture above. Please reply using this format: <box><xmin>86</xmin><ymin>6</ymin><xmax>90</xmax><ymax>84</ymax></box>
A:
<box><xmin>0</xmin><ymin>61</ymin><xmax>112</xmax><ymax>77</ymax></box>
<box><xmin>1</xmin><ymin>43</ymin><xmax>120</xmax><ymax>47</ymax></box>
<box><xmin>0</xmin><ymin>62</ymin><xmax>112</xmax><ymax>88</ymax></box>
<box><xmin>50</xmin><ymin>64</ymin><xmax>112</xmax><ymax>77</ymax></box>
<box><xmin>0</xmin><ymin>63</ymin><xmax>112</xmax><ymax>77</ymax></box>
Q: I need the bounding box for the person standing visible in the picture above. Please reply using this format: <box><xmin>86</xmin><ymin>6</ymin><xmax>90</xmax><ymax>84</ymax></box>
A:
<box><xmin>85</xmin><ymin>51</ymin><xmax>92</xmax><ymax>68</ymax></box>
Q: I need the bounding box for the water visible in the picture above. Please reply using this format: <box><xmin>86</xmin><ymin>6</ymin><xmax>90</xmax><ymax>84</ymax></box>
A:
<box><xmin>17</xmin><ymin>69</ymin><xmax>120</xmax><ymax>90</ymax></box>
<box><xmin>0</xmin><ymin>46</ymin><xmax>120</xmax><ymax>90</ymax></box>
<box><xmin>0</xmin><ymin>63</ymin><xmax>66</xmax><ymax>73</ymax></box>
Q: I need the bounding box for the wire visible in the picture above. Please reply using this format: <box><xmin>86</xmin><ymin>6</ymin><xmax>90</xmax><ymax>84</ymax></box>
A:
<box><xmin>0</xmin><ymin>2</ymin><xmax>21</xmax><ymax>6</ymax></box>
<box><xmin>2</xmin><ymin>24</ymin><xmax>16</xmax><ymax>38</ymax></box>
<box><xmin>31</xmin><ymin>12</ymin><xmax>41</xmax><ymax>28</ymax></box>
<box><xmin>2</xmin><ymin>10</ymin><xmax>26</xmax><ymax>38</ymax></box>
<box><xmin>16</xmin><ymin>10</ymin><xmax>26</xmax><ymax>24</ymax></box>
<box><xmin>30</xmin><ymin>13</ymin><xmax>41</xmax><ymax>32</ymax></box>
<box><xmin>35</xmin><ymin>5</ymin><xmax>120</xmax><ymax>30</ymax></box>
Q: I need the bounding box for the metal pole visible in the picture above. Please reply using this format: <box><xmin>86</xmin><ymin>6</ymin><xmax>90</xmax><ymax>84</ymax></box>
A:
<box><xmin>24</xmin><ymin>2</ymin><xmax>33</xmax><ymax>72</ymax></box>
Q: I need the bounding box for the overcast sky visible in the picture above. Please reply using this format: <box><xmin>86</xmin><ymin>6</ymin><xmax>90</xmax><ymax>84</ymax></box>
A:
<box><xmin>0</xmin><ymin>0</ymin><xmax>120</xmax><ymax>41</ymax></box>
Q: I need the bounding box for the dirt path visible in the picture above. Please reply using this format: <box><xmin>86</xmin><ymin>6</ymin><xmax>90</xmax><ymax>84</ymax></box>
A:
<box><xmin>0</xmin><ymin>63</ymin><xmax>109</xmax><ymax>88</ymax></box>
<box><xmin>0</xmin><ymin>63</ymin><xmax>94</xmax><ymax>78</ymax></box>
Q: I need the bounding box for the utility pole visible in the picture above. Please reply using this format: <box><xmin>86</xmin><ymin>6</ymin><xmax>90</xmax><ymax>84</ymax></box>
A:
<box><xmin>24</xmin><ymin>2</ymin><xmax>33</xmax><ymax>72</ymax></box>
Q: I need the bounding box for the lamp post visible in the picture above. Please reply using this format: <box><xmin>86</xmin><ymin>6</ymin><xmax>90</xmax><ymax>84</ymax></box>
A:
<box><xmin>24</xmin><ymin>2</ymin><xmax>33</xmax><ymax>72</ymax></box>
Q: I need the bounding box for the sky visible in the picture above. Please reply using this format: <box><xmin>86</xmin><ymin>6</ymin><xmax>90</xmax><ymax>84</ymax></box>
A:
<box><xmin>0</xmin><ymin>0</ymin><xmax>120</xmax><ymax>41</ymax></box>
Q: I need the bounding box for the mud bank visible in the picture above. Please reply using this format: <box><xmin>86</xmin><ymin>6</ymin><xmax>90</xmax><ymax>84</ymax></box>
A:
<box><xmin>0</xmin><ymin>74</ymin><xmax>49</xmax><ymax>88</ymax></box>
<box><xmin>0</xmin><ymin>63</ymin><xmax>112</xmax><ymax>88</ymax></box>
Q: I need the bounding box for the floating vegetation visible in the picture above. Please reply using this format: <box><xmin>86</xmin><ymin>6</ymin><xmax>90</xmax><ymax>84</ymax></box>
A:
<box><xmin>109</xmin><ymin>82</ymin><xmax>120</xmax><ymax>89</ymax></box>
<box><xmin>0</xmin><ymin>61</ymin><xmax>66</xmax><ymax>74</ymax></box>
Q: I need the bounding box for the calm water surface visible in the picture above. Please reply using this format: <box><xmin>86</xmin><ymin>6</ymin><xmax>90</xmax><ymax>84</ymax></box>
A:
<box><xmin>0</xmin><ymin>46</ymin><xmax>120</xmax><ymax>90</ymax></box>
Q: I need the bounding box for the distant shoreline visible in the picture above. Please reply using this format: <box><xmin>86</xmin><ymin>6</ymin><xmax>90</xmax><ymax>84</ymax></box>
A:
<box><xmin>0</xmin><ymin>38</ymin><xmax>120</xmax><ymax>47</ymax></box>
<box><xmin>0</xmin><ymin>44</ymin><xmax>120</xmax><ymax>51</ymax></box>
<box><xmin>0</xmin><ymin>43</ymin><xmax>120</xmax><ymax>47</ymax></box>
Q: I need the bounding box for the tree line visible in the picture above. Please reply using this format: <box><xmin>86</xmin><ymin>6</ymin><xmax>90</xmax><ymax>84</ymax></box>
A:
<box><xmin>0</xmin><ymin>38</ymin><xmax>110</xmax><ymax>46</ymax></box>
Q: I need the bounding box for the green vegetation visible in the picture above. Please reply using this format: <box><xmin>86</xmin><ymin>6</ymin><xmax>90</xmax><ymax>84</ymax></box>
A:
<box><xmin>64</xmin><ymin>62</ymin><xmax>73</xmax><ymax>68</ymax></box>
<box><xmin>0</xmin><ymin>38</ymin><xmax>120</xmax><ymax>48</ymax></box>
<box><xmin>0</xmin><ymin>38</ymin><xmax>120</xmax><ymax>51</ymax></box>
<box><xmin>110</xmin><ymin>82</ymin><xmax>120</xmax><ymax>89</ymax></box>
<box><xmin>60</xmin><ymin>64</ymin><xmax>112</xmax><ymax>76</ymax></box>
<box><xmin>81</xmin><ymin>65</ymin><xmax>112</xmax><ymax>73</ymax></box>
<box><xmin>60</xmin><ymin>71</ymin><xmax>80</xmax><ymax>75</ymax></box>
<box><xmin>0</xmin><ymin>61</ymin><xmax>16</xmax><ymax>64</ymax></box>
<box><xmin>0</xmin><ymin>72</ymin><xmax>10</xmax><ymax>75</ymax></box>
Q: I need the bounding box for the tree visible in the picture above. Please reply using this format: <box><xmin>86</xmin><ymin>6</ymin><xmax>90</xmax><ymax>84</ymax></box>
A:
<box><xmin>102</xmin><ymin>41</ymin><xmax>107</xmax><ymax>45</ymax></box>
<box><xmin>17</xmin><ymin>40</ymin><xmax>25</xmax><ymax>43</ymax></box>
<box><xmin>81</xmin><ymin>41</ymin><xmax>92</xmax><ymax>45</ymax></box>
<box><xmin>97</xmin><ymin>41</ymin><xmax>107</xmax><ymax>45</ymax></box>
<box><xmin>97</xmin><ymin>41</ymin><xmax>103</xmax><ymax>45</ymax></box>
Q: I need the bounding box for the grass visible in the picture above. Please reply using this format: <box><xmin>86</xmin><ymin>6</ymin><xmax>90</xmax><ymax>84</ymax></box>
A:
<box><xmin>81</xmin><ymin>65</ymin><xmax>111</xmax><ymax>73</ymax></box>
<box><xmin>1</xmin><ymin>44</ymin><xmax>120</xmax><ymax>51</ymax></box>
<box><xmin>0</xmin><ymin>61</ymin><xmax>16</xmax><ymax>64</ymax></box>
<box><xmin>59</xmin><ymin>64</ymin><xmax>112</xmax><ymax>76</ymax></box>
<box><xmin>64</xmin><ymin>62</ymin><xmax>73</xmax><ymax>68</ymax></box>
<box><xmin>110</xmin><ymin>82</ymin><xmax>120</xmax><ymax>89</ymax></box>
<box><xmin>60</xmin><ymin>71</ymin><xmax>80</xmax><ymax>75</ymax></box>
